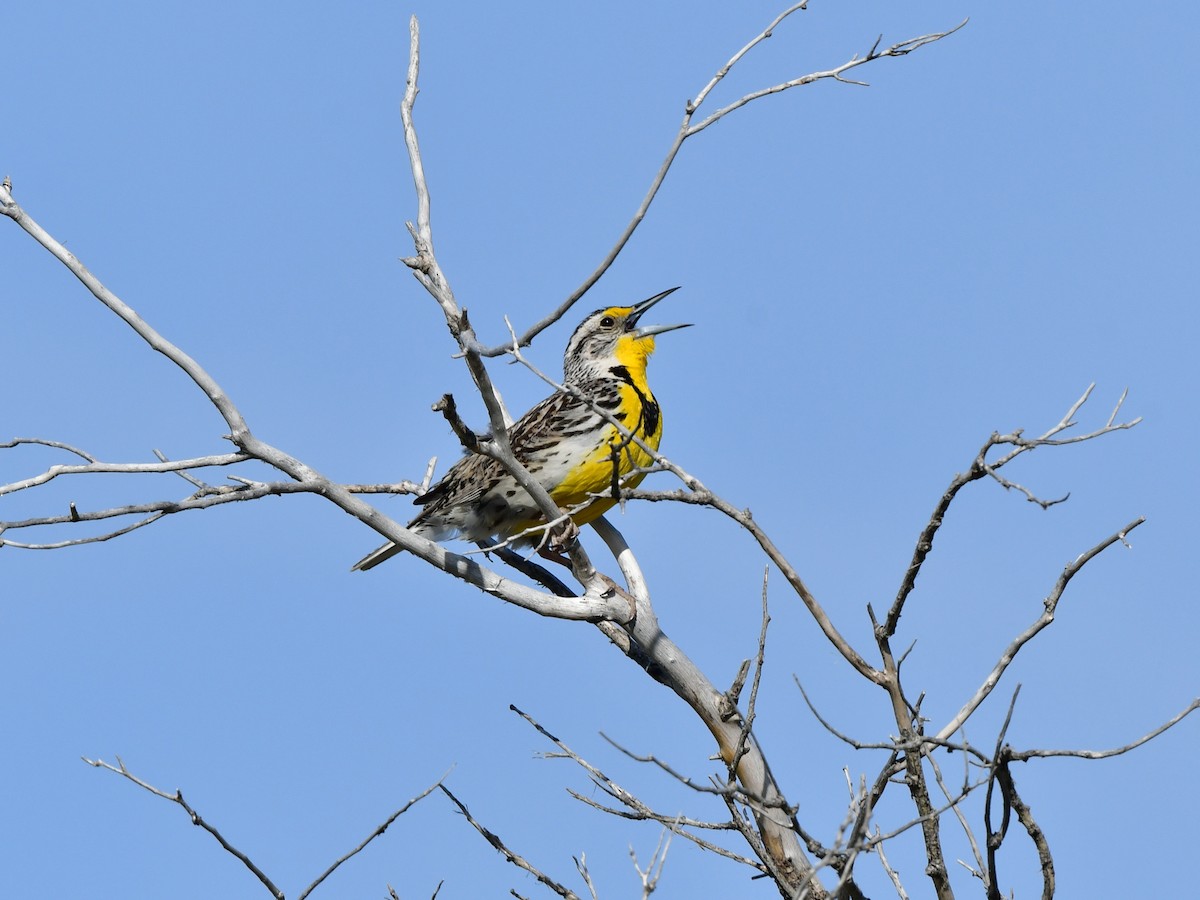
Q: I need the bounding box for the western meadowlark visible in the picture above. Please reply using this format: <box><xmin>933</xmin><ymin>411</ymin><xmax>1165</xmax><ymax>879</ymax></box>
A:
<box><xmin>352</xmin><ymin>287</ymin><xmax>689</xmax><ymax>571</ymax></box>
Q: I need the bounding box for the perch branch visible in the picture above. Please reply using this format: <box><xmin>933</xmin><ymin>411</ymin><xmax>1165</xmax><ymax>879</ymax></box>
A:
<box><xmin>504</xmin><ymin>333</ymin><xmax>879</xmax><ymax>684</ymax></box>
<box><xmin>398</xmin><ymin>17</ymin><xmax>600</xmax><ymax>587</ymax></box>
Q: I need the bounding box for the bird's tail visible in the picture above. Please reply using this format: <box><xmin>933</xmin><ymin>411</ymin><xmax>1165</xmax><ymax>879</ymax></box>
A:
<box><xmin>350</xmin><ymin>540</ymin><xmax>406</xmax><ymax>572</ymax></box>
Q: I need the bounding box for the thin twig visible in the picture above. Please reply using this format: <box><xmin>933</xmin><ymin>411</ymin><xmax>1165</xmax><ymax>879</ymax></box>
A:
<box><xmin>3</xmin><ymin>512</ymin><xmax>167</xmax><ymax>549</ymax></box>
<box><xmin>514</xmin><ymin>705</ymin><xmax>766</xmax><ymax>871</ymax></box>
<box><xmin>154</xmin><ymin>448</ymin><xmax>210</xmax><ymax>490</ymax></box>
<box><xmin>928</xmin><ymin>752</ymin><xmax>985</xmax><ymax>883</ymax></box>
<box><xmin>874</xmin><ymin>829</ymin><xmax>910</xmax><ymax>900</ymax></box>
<box><xmin>728</xmin><ymin>569</ymin><xmax>771</xmax><ymax>781</ymax></box>
<box><xmin>298</xmin><ymin>774</ymin><xmax>449</xmax><ymax>899</ymax></box>
<box><xmin>439</xmin><ymin>785</ymin><xmax>581</xmax><ymax>900</ymax></box>
<box><xmin>1</xmin><ymin>436</ymin><xmax>98</xmax><ymax>462</ymax></box>
<box><xmin>1004</xmin><ymin>697</ymin><xmax>1200</xmax><ymax>761</ymax></box>
<box><xmin>983</xmin><ymin>687</ymin><xmax>1023</xmax><ymax>900</ymax></box>
<box><xmin>82</xmin><ymin>756</ymin><xmax>284</xmax><ymax>900</ymax></box>
<box><xmin>0</xmin><ymin>452</ymin><xmax>252</xmax><ymax>496</ymax></box>
<box><xmin>574</xmin><ymin>853</ymin><xmax>600</xmax><ymax>900</ymax></box>
<box><xmin>887</xmin><ymin>384</ymin><xmax>1140</xmax><ymax>638</ymax></box>
<box><xmin>0</xmin><ymin>188</ymin><xmax>250</xmax><ymax>438</ymax></box>
<box><xmin>935</xmin><ymin>516</ymin><xmax>1146</xmax><ymax>743</ymax></box>
<box><xmin>630</xmin><ymin>830</ymin><xmax>672</xmax><ymax>899</ymax></box>
<box><xmin>0</xmin><ymin>479</ymin><xmax>424</xmax><ymax>547</ymax></box>
<box><xmin>567</xmin><ymin>790</ymin><xmax>764</xmax><ymax>870</ymax></box>
<box><xmin>687</xmin><ymin>21</ymin><xmax>969</xmax><ymax>137</ymax></box>
<box><xmin>477</xmin><ymin>11</ymin><xmax>964</xmax><ymax>355</ymax></box>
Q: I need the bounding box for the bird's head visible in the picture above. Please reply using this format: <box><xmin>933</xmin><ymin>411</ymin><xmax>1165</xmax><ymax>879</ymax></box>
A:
<box><xmin>562</xmin><ymin>287</ymin><xmax>690</xmax><ymax>384</ymax></box>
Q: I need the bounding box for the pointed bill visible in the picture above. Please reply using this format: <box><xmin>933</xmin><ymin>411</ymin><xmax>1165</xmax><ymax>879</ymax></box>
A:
<box><xmin>628</xmin><ymin>286</ymin><xmax>690</xmax><ymax>338</ymax></box>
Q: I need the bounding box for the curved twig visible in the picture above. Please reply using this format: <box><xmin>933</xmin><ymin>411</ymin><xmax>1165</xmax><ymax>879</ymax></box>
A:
<box><xmin>477</xmin><ymin>11</ymin><xmax>965</xmax><ymax>355</ymax></box>
<box><xmin>934</xmin><ymin>516</ymin><xmax>1147</xmax><ymax>743</ymax></box>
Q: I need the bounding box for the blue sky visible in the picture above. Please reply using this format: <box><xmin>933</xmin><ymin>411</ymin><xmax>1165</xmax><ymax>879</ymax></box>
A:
<box><xmin>4</xmin><ymin>2</ymin><xmax>1197</xmax><ymax>897</ymax></box>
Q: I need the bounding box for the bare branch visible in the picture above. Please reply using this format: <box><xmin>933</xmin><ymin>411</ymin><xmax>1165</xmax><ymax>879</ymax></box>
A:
<box><xmin>687</xmin><ymin>20</ymin><xmax>970</xmax><ymax>137</ymax></box>
<box><xmin>566</xmin><ymin>791</ymin><xmax>739</xmax><ymax>835</ymax></box>
<box><xmin>419</xmin><ymin>455</ymin><xmax>438</xmax><ymax>492</ymax></box>
<box><xmin>934</xmin><ymin>516</ymin><xmax>1146</xmax><ymax>743</ymax></box>
<box><xmin>397</xmin><ymin>21</ymin><xmax>601</xmax><ymax>588</ymax></box>
<box><xmin>3</xmin><ymin>511</ymin><xmax>167</xmax><ymax>549</ymax></box>
<box><xmin>432</xmin><ymin>393</ymin><xmax>482</xmax><ymax>454</ymax></box>
<box><xmin>1</xmin><ymin>436</ymin><xmax>97</xmax><ymax>462</ymax></box>
<box><xmin>567</xmin><ymin>791</ymin><xmax>764</xmax><ymax>870</ymax></box>
<box><xmin>439</xmin><ymin>785</ymin><xmax>581</xmax><ymax>900</ymax></box>
<box><xmin>82</xmin><ymin>756</ymin><xmax>284</xmax><ymax>899</ymax></box>
<box><xmin>928</xmin><ymin>752</ymin><xmax>985</xmax><ymax>884</ymax></box>
<box><xmin>600</xmin><ymin>733</ymin><xmax>736</xmax><ymax>801</ymax></box>
<box><xmin>1004</xmin><ymin>697</ymin><xmax>1200</xmax><ymax>762</ymax></box>
<box><xmin>506</xmin><ymin>334</ymin><xmax>880</xmax><ymax>688</ymax></box>
<box><xmin>400</xmin><ymin>17</ymin><xmax>433</xmax><ymax>270</ymax></box>
<box><xmin>794</xmin><ymin>676</ymin><xmax>870</xmax><ymax>750</ymax></box>
<box><xmin>630</xmin><ymin>830</ymin><xmax>671</xmax><ymax>899</ymax></box>
<box><xmin>0</xmin><ymin>451</ymin><xmax>252</xmax><ymax>496</ymax></box>
<box><xmin>1</xmin><ymin>478</ymin><xmax>424</xmax><ymax>549</ymax></box>
<box><xmin>298</xmin><ymin>774</ymin><xmax>448</xmax><ymax>900</ymax></box>
<box><xmin>983</xmin><ymin>687</ymin><xmax>1023</xmax><ymax>899</ymax></box>
<box><xmin>690</xmin><ymin>3</ymin><xmax>809</xmax><ymax>111</ymax></box>
<box><xmin>633</xmin><ymin>460</ymin><xmax>879</xmax><ymax>683</ymax></box>
<box><xmin>872</xmin><ymin>618</ymin><xmax>953</xmax><ymax>897</ymax></box>
<box><xmin>1005</xmin><ymin>779</ymin><xmax>1054</xmax><ymax>900</ymax></box>
<box><xmin>887</xmin><ymin>385</ymin><xmax>1141</xmax><ymax>639</ymax></box>
<box><xmin>981</xmin><ymin>466</ymin><xmax>1069</xmax><ymax>509</ymax></box>
<box><xmin>479</xmin><ymin>11</ymin><xmax>964</xmax><ymax>354</ymax></box>
<box><xmin>0</xmin><ymin>185</ymin><xmax>249</xmax><ymax>439</ymax></box>
<box><xmin>727</xmin><ymin>570</ymin><xmax>771</xmax><ymax>783</ymax></box>
<box><xmin>515</xmin><ymin>705</ymin><xmax>692</xmax><ymax>812</ymax></box>
<box><xmin>4</xmin><ymin>169</ymin><xmax>639</xmax><ymax>617</ymax></box>
<box><xmin>574</xmin><ymin>853</ymin><xmax>600</xmax><ymax>900</ymax></box>
<box><xmin>487</xmin><ymin>544</ymin><xmax>576</xmax><ymax>597</ymax></box>
<box><xmin>863</xmin><ymin>774</ymin><xmax>989</xmax><ymax>851</ymax></box>
<box><xmin>874</xmin><ymin>830</ymin><xmax>910</xmax><ymax>900</ymax></box>
<box><xmin>513</xmin><ymin>706</ymin><xmax>767</xmax><ymax>872</ymax></box>
<box><xmin>154</xmin><ymin>448</ymin><xmax>211</xmax><ymax>490</ymax></box>
<box><xmin>3</xmin><ymin>182</ymin><xmax>526</xmax><ymax>602</ymax></box>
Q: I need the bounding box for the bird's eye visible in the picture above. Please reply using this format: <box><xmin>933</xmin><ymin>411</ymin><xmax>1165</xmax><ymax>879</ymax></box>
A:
<box><xmin>600</xmin><ymin>316</ymin><xmax>616</xmax><ymax>328</ymax></box>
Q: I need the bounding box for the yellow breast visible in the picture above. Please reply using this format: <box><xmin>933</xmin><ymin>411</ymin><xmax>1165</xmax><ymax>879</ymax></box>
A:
<box><xmin>549</xmin><ymin>378</ymin><xmax>662</xmax><ymax>524</ymax></box>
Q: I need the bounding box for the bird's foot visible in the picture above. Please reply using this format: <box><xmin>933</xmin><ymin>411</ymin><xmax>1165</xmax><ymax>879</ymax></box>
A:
<box><xmin>536</xmin><ymin>518</ymin><xmax>580</xmax><ymax>567</ymax></box>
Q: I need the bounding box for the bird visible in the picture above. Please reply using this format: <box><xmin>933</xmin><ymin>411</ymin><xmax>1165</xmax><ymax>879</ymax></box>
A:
<box><xmin>352</xmin><ymin>287</ymin><xmax>690</xmax><ymax>571</ymax></box>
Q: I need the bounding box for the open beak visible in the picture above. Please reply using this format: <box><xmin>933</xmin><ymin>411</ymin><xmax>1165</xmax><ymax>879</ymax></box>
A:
<box><xmin>628</xmin><ymin>286</ymin><xmax>692</xmax><ymax>338</ymax></box>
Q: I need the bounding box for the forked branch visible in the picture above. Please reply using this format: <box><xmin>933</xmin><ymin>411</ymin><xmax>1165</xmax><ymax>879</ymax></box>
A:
<box><xmin>82</xmin><ymin>755</ymin><xmax>443</xmax><ymax>900</ymax></box>
<box><xmin>478</xmin><ymin>9</ymin><xmax>966</xmax><ymax>355</ymax></box>
<box><xmin>888</xmin><ymin>384</ymin><xmax>1140</xmax><ymax>638</ymax></box>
